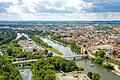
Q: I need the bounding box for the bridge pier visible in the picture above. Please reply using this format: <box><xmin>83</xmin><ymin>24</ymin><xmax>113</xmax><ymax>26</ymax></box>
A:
<box><xmin>73</xmin><ymin>57</ymin><xmax>76</xmax><ymax>60</ymax></box>
<box><xmin>18</xmin><ymin>63</ymin><xmax>23</xmax><ymax>68</ymax></box>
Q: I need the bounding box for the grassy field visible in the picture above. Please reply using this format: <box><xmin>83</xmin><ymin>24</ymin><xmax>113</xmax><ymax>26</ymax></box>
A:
<box><xmin>47</xmin><ymin>48</ymin><xmax>63</xmax><ymax>55</ymax></box>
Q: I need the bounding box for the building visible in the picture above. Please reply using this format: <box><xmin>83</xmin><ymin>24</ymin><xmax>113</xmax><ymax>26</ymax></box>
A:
<box><xmin>112</xmin><ymin>27</ymin><xmax>120</xmax><ymax>31</ymax></box>
<box><xmin>19</xmin><ymin>40</ymin><xmax>44</xmax><ymax>53</ymax></box>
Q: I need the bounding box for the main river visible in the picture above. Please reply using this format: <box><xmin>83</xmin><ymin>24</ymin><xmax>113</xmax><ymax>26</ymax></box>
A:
<box><xmin>42</xmin><ymin>38</ymin><xmax>120</xmax><ymax>80</ymax></box>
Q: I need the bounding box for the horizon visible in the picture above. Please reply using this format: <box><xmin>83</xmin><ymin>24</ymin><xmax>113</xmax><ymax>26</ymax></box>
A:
<box><xmin>0</xmin><ymin>20</ymin><xmax>120</xmax><ymax>22</ymax></box>
<box><xmin>0</xmin><ymin>20</ymin><xmax>120</xmax><ymax>25</ymax></box>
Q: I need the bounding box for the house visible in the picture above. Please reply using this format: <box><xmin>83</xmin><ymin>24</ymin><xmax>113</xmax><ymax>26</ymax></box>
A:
<box><xmin>112</xmin><ymin>27</ymin><xmax>120</xmax><ymax>31</ymax></box>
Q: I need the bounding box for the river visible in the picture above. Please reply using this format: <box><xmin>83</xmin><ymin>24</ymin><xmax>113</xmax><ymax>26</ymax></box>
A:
<box><xmin>42</xmin><ymin>38</ymin><xmax>120</xmax><ymax>80</ymax></box>
<box><xmin>19</xmin><ymin>69</ymin><xmax>32</xmax><ymax>80</ymax></box>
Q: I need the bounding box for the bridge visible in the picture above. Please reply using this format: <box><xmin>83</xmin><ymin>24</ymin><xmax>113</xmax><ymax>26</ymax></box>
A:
<box><xmin>62</xmin><ymin>55</ymin><xmax>88</xmax><ymax>60</ymax></box>
<box><xmin>12</xmin><ymin>55</ymin><xmax>88</xmax><ymax>64</ymax></box>
<box><xmin>62</xmin><ymin>55</ymin><xmax>87</xmax><ymax>58</ymax></box>
<box><xmin>12</xmin><ymin>59</ymin><xmax>38</xmax><ymax>64</ymax></box>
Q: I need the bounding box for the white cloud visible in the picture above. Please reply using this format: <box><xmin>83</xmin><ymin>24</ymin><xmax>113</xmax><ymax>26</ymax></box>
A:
<box><xmin>0</xmin><ymin>0</ymin><xmax>120</xmax><ymax>20</ymax></box>
<box><xmin>45</xmin><ymin>5</ymin><xmax>65</xmax><ymax>10</ymax></box>
<box><xmin>65</xmin><ymin>0</ymin><xmax>93</xmax><ymax>10</ymax></box>
<box><xmin>4</xmin><ymin>0</ymin><xmax>93</xmax><ymax>14</ymax></box>
<box><xmin>0</xmin><ymin>12</ymin><xmax>120</xmax><ymax>21</ymax></box>
<box><xmin>7</xmin><ymin>5</ymin><xmax>22</xmax><ymax>14</ymax></box>
<box><xmin>53</xmin><ymin>6</ymin><xmax>65</xmax><ymax>10</ymax></box>
<box><xmin>45</xmin><ymin>5</ymin><xmax>52</xmax><ymax>9</ymax></box>
<box><xmin>0</xmin><ymin>0</ymin><xmax>19</xmax><ymax>4</ymax></box>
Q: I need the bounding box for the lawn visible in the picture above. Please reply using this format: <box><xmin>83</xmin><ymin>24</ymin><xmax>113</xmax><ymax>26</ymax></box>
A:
<box><xmin>47</xmin><ymin>47</ymin><xmax>63</xmax><ymax>55</ymax></box>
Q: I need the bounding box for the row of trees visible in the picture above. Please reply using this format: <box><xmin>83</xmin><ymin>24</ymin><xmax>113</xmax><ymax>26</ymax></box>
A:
<box><xmin>31</xmin><ymin>36</ymin><xmax>51</xmax><ymax>48</ymax></box>
<box><xmin>31</xmin><ymin>56</ymin><xmax>79</xmax><ymax>80</ymax></box>
<box><xmin>51</xmin><ymin>35</ymin><xmax>81</xmax><ymax>54</ymax></box>
<box><xmin>51</xmin><ymin>35</ymin><xmax>69</xmax><ymax>45</ymax></box>
<box><xmin>16</xmin><ymin>29</ymin><xmax>43</xmax><ymax>36</ymax></box>
<box><xmin>70</xmin><ymin>42</ymin><xmax>81</xmax><ymax>54</ymax></box>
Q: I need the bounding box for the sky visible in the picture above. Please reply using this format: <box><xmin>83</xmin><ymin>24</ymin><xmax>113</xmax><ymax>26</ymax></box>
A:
<box><xmin>0</xmin><ymin>0</ymin><xmax>120</xmax><ymax>21</ymax></box>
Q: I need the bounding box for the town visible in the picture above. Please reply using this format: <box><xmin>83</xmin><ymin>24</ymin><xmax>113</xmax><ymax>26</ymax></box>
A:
<box><xmin>0</xmin><ymin>22</ymin><xmax>120</xmax><ymax>80</ymax></box>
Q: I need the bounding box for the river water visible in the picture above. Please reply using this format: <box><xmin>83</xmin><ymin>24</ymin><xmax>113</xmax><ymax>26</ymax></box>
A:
<box><xmin>42</xmin><ymin>38</ymin><xmax>120</xmax><ymax>80</ymax></box>
<box><xmin>19</xmin><ymin>69</ymin><xmax>32</xmax><ymax>80</ymax></box>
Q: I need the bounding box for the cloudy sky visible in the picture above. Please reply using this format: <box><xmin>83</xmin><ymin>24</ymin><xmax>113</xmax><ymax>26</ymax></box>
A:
<box><xmin>0</xmin><ymin>0</ymin><xmax>120</xmax><ymax>21</ymax></box>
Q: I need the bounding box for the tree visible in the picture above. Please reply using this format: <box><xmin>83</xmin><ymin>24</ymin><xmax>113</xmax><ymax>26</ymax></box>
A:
<box><xmin>44</xmin><ymin>69</ymin><xmax>56</xmax><ymax>80</ymax></box>
<box><xmin>34</xmin><ymin>52</ymin><xmax>43</xmax><ymax>59</ymax></box>
<box><xmin>85</xmin><ymin>50</ymin><xmax>88</xmax><ymax>54</ymax></box>
<box><xmin>111</xmin><ymin>50</ymin><xmax>117</xmax><ymax>57</ymax></box>
<box><xmin>87</xmin><ymin>72</ymin><xmax>92</xmax><ymax>79</ymax></box>
<box><xmin>7</xmin><ymin>48</ymin><xmax>13</xmax><ymax>56</ymax></box>
<box><xmin>87</xmin><ymin>72</ymin><xmax>100</xmax><ymax>80</ymax></box>
<box><xmin>102</xmin><ymin>64</ymin><xmax>114</xmax><ymax>70</ymax></box>
<box><xmin>98</xmin><ymin>50</ymin><xmax>105</xmax><ymax>58</ymax></box>
<box><xmin>78</xmin><ymin>67</ymin><xmax>84</xmax><ymax>71</ymax></box>
<box><xmin>92</xmin><ymin>73</ymin><xmax>100</xmax><ymax>80</ymax></box>
<box><xmin>33</xmin><ymin>48</ymin><xmax>37</xmax><ymax>52</ymax></box>
<box><xmin>47</xmin><ymin>52</ymin><xmax>53</xmax><ymax>57</ymax></box>
<box><xmin>94</xmin><ymin>57</ymin><xmax>104</xmax><ymax>64</ymax></box>
<box><xmin>44</xmin><ymin>49</ymin><xmax>48</xmax><ymax>55</ymax></box>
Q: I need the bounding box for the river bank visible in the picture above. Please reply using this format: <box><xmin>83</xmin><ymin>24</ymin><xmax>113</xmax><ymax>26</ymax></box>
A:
<box><xmin>89</xmin><ymin>53</ymin><xmax>120</xmax><ymax>77</ymax></box>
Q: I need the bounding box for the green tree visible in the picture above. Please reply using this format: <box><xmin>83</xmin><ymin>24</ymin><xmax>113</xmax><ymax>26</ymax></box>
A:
<box><xmin>92</xmin><ymin>73</ymin><xmax>100</xmax><ymax>80</ymax></box>
<box><xmin>44</xmin><ymin>49</ymin><xmax>48</xmax><ymax>55</ymax></box>
<box><xmin>44</xmin><ymin>69</ymin><xmax>56</xmax><ymax>80</ymax></box>
<box><xmin>94</xmin><ymin>57</ymin><xmax>104</xmax><ymax>64</ymax></box>
<box><xmin>87</xmin><ymin>72</ymin><xmax>100</xmax><ymax>80</ymax></box>
<box><xmin>47</xmin><ymin>52</ymin><xmax>53</xmax><ymax>57</ymax></box>
<box><xmin>98</xmin><ymin>50</ymin><xmax>105</xmax><ymax>58</ymax></box>
<box><xmin>87</xmin><ymin>72</ymin><xmax>92</xmax><ymax>79</ymax></box>
<box><xmin>7</xmin><ymin>48</ymin><xmax>13</xmax><ymax>56</ymax></box>
<box><xmin>85</xmin><ymin>50</ymin><xmax>88</xmax><ymax>54</ymax></box>
<box><xmin>0</xmin><ymin>56</ymin><xmax>22</xmax><ymax>80</ymax></box>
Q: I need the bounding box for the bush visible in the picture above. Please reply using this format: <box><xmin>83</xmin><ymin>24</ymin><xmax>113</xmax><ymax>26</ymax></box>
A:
<box><xmin>102</xmin><ymin>64</ymin><xmax>114</xmax><ymax>70</ymax></box>
<box><xmin>94</xmin><ymin>57</ymin><xmax>104</xmax><ymax>64</ymax></box>
<box><xmin>78</xmin><ymin>67</ymin><xmax>84</xmax><ymax>71</ymax></box>
<box><xmin>87</xmin><ymin>72</ymin><xmax>100</xmax><ymax>80</ymax></box>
